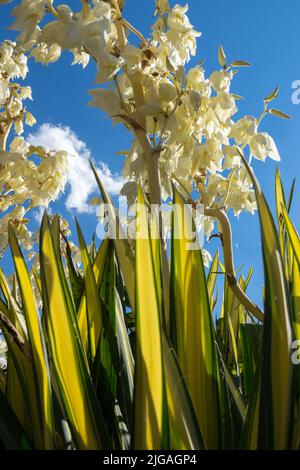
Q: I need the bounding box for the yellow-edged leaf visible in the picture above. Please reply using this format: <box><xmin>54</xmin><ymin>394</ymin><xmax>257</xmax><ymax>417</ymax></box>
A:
<box><xmin>282</xmin><ymin>206</ymin><xmax>300</xmax><ymax>267</ymax></box>
<box><xmin>207</xmin><ymin>250</ymin><xmax>219</xmax><ymax>312</ymax></box>
<box><xmin>78</xmin><ymin>237</ymin><xmax>109</xmax><ymax>355</ymax></box>
<box><xmin>162</xmin><ymin>333</ymin><xmax>204</xmax><ymax>450</ymax></box>
<box><xmin>9</xmin><ymin>226</ymin><xmax>54</xmax><ymax>449</ymax></box>
<box><xmin>275</xmin><ymin>168</ymin><xmax>287</xmax><ymax>259</ymax></box>
<box><xmin>241</xmin><ymin>156</ymin><xmax>292</xmax><ymax>449</ymax></box>
<box><xmin>39</xmin><ymin>213</ymin><xmax>108</xmax><ymax>450</ymax></box>
<box><xmin>170</xmin><ymin>186</ymin><xmax>220</xmax><ymax>449</ymax></box>
<box><xmin>133</xmin><ymin>186</ymin><xmax>167</xmax><ymax>449</ymax></box>
<box><xmin>76</xmin><ymin>220</ymin><xmax>103</xmax><ymax>360</ymax></box>
<box><xmin>90</xmin><ymin>162</ymin><xmax>135</xmax><ymax>310</ymax></box>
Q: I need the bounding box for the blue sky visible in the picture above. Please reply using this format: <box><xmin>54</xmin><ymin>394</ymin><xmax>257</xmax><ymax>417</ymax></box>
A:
<box><xmin>1</xmin><ymin>0</ymin><xmax>300</xmax><ymax>309</ymax></box>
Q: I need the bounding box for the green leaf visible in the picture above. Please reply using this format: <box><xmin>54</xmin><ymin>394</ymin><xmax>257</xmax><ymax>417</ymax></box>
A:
<box><xmin>162</xmin><ymin>334</ymin><xmax>204</xmax><ymax>450</ymax></box>
<box><xmin>282</xmin><ymin>206</ymin><xmax>300</xmax><ymax>269</ymax></box>
<box><xmin>241</xmin><ymin>155</ymin><xmax>293</xmax><ymax>449</ymax></box>
<box><xmin>287</xmin><ymin>178</ymin><xmax>296</xmax><ymax>213</ymax></box>
<box><xmin>269</xmin><ymin>109</ymin><xmax>292</xmax><ymax>120</ymax></box>
<box><xmin>0</xmin><ymin>310</ymin><xmax>33</xmax><ymax>441</ymax></box>
<box><xmin>231</xmin><ymin>94</ymin><xmax>244</xmax><ymax>100</ymax></box>
<box><xmin>64</xmin><ymin>238</ymin><xmax>84</xmax><ymax>311</ymax></box>
<box><xmin>207</xmin><ymin>250</ymin><xmax>219</xmax><ymax>312</ymax></box>
<box><xmin>9</xmin><ymin>226</ymin><xmax>54</xmax><ymax>449</ymax></box>
<box><xmin>239</xmin><ymin>324</ymin><xmax>263</xmax><ymax>399</ymax></box>
<box><xmin>93</xmin><ymin>249</ymin><xmax>120</xmax><ymax>447</ymax></box>
<box><xmin>170</xmin><ymin>185</ymin><xmax>221</xmax><ymax>449</ymax></box>
<box><xmin>90</xmin><ymin>161</ymin><xmax>135</xmax><ymax>311</ymax></box>
<box><xmin>275</xmin><ymin>167</ymin><xmax>287</xmax><ymax>256</ymax></box>
<box><xmin>264</xmin><ymin>85</ymin><xmax>279</xmax><ymax>103</ymax></box>
<box><xmin>78</xmin><ymin>237</ymin><xmax>109</xmax><ymax>356</ymax></box>
<box><xmin>133</xmin><ymin>186</ymin><xmax>167</xmax><ymax>450</ymax></box>
<box><xmin>0</xmin><ymin>388</ymin><xmax>32</xmax><ymax>450</ymax></box>
<box><xmin>231</xmin><ymin>60</ymin><xmax>251</xmax><ymax>67</ymax></box>
<box><xmin>218</xmin><ymin>45</ymin><xmax>227</xmax><ymax>68</ymax></box>
<box><xmin>281</xmin><ymin>206</ymin><xmax>300</xmax><ymax>340</ymax></box>
<box><xmin>40</xmin><ymin>213</ymin><xmax>109</xmax><ymax>450</ymax></box>
<box><xmin>76</xmin><ymin>219</ymin><xmax>103</xmax><ymax>361</ymax></box>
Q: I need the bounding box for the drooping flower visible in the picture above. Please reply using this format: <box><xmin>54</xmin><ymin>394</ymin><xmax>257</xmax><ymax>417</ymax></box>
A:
<box><xmin>249</xmin><ymin>132</ymin><xmax>281</xmax><ymax>162</ymax></box>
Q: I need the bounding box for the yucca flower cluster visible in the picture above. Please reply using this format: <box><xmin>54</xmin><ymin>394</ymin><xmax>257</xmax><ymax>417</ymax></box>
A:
<box><xmin>0</xmin><ymin>37</ymin><xmax>69</xmax><ymax>256</ymax></box>
<box><xmin>1</xmin><ymin>0</ymin><xmax>286</xmax><ymax>247</ymax></box>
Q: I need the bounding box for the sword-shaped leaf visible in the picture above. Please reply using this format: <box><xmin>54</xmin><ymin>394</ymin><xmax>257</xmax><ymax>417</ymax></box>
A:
<box><xmin>90</xmin><ymin>161</ymin><xmax>135</xmax><ymax>310</ymax></box>
<box><xmin>9</xmin><ymin>226</ymin><xmax>54</xmax><ymax>449</ymax></box>
<box><xmin>170</xmin><ymin>186</ymin><xmax>220</xmax><ymax>449</ymax></box>
<box><xmin>241</xmin><ymin>156</ymin><xmax>293</xmax><ymax>449</ymax></box>
<box><xmin>39</xmin><ymin>213</ymin><xmax>109</xmax><ymax>449</ymax></box>
<box><xmin>76</xmin><ymin>220</ymin><xmax>103</xmax><ymax>361</ymax></box>
<box><xmin>133</xmin><ymin>186</ymin><xmax>167</xmax><ymax>449</ymax></box>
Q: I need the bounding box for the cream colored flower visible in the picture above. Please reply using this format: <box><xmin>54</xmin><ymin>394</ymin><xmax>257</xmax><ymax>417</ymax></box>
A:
<box><xmin>0</xmin><ymin>42</ymin><xmax>13</xmax><ymax>63</ymax></box>
<box><xmin>223</xmin><ymin>145</ymin><xmax>241</xmax><ymax>169</ymax></box>
<box><xmin>158</xmin><ymin>78</ymin><xmax>177</xmax><ymax>102</ymax></box>
<box><xmin>187</xmin><ymin>66</ymin><xmax>207</xmax><ymax>92</ymax></box>
<box><xmin>71</xmin><ymin>49</ymin><xmax>90</xmax><ymax>68</ymax></box>
<box><xmin>168</xmin><ymin>4</ymin><xmax>193</xmax><ymax>33</ymax></box>
<box><xmin>210</xmin><ymin>70</ymin><xmax>233</xmax><ymax>93</ymax></box>
<box><xmin>122</xmin><ymin>45</ymin><xmax>142</xmax><ymax>75</ymax></box>
<box><xmin>12</xmin><ymin>0</ymin><xmax>45</xmax><ymax>33</ymax></box>
<box><xmin>230</xmin><ymin>116</ymin><xmax>257</xmax><ymax>146</ymax></box>
<box><xmin>249</xmin><ymin>132</ymin><xmax>280</xmax><ymax>162</ymax></box>
<box><xmin>18</xmin><ymin>86</ymin><xmax>32</xmax><ymax>100</ymax></box>
<box><xmin>25</xmin><ymin>111</ymin><xmax>37</xmax><ymax>126</ymax></box>
<box><xmin>95</xmin><ymin>51</ymin><xmax>124</xmax><ymax>83</ymax></box>
<box><xmin>0</xmin><ymin>78</ymin><xmax>8</xmax><ymax>105</ymax></box>
<box><xmin>195</xmin><ymin>139</ymin><xmax>223</xmax><ymax>174</ymax></box>
<box><xmin>10</xmin><ymin>136</ymin><xmax>29</xmax><ymax>154</ymax></box>
<box><xmin>8</xmin><ymin>97</ymin><xmax>22</xmax><ymax>117</ymax></box>
<box><xmin>14</xmin><ymin>119</ymin><xmax>24</xmax><ymax>135</ymax></box>
<box><xmin>88</xmin><ymin>87</ymin><xmax>121</xmax><ymax>116</ymax></box>
<box><xmin>206</xmin><ymin>174</ymin><xmax>227</xmax><ymax>205</ymax></box>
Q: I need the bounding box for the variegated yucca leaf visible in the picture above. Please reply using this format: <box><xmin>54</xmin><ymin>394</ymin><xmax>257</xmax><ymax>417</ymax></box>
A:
<box><xmin>0</xmin><ymin>167</ymin><xmax>299</xmax><ymax>451</ymax></box>
<box><xmin>240</xmin><ymin>157</ymin><xmax>293</xmax><ymax>450</ymax></box>
<box><xmin>170</xmin><ymin>185</ymin><xmax>221</xmax><ymax>449</ymax></box>
<box><xmin>39</xmin><ymin>213</ymin><xmax>109</xmax><ymax>450</ymax></box>
<box><xmin>133</xmin><ymin>186</ymin><xmax>167</xmax><ymax>449</ymax></box>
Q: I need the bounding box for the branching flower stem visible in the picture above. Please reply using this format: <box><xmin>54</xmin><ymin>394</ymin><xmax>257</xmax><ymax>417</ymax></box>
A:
<box><xmin>178</xmin><ymin>179</ymin><xmax>264</xmax><ymax>323</ymax></box>
<box><xmin>110</xmin><ymin>5</ymin><xmax>262</xmax><ymax>327</ymax></box>
<box><xmin>204</xmin><ymin>207</ymin><xmax>264</xmax><ymax>323</ymax></box>
<box><xmin>74</xmin><ymin>2</ymin><xmax>264</xmax><ymax>326</ymax></box>
<box><xmin>121</xmin><ymin>18</ymin><xmax>147</xmax><ymax>46</ymax></box>
<box><xmin>112</xmin><ymin>0</ymin><xmax>147</xmax><ymax>47</ymax></box>
<box><xmin>112</xmin><ymin>7</ymin><xmax>169</xmax><ymax>327</ymax></box>
<box><xmin>47</xmin><ymin>0</ymin><xmax>59</xmax><ymax>18</ymax></box>
<box><xmin>113</xmin><ymin>12</ymin><xmax>162</xmax><ymax>207</ymax></box>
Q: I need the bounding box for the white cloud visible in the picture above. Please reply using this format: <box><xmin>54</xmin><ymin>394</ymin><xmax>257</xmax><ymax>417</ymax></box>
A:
<box><xmin>27</xmin><ymin>123</ymin><xmax>124</xmax><ymax>213</ymax></box>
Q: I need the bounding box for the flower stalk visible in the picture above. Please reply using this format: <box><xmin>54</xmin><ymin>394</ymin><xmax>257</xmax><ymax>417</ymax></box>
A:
<box><xmin>205</xmin><ymin>207</ymin><xmax>264</xmax><ymax>323</ymax></box>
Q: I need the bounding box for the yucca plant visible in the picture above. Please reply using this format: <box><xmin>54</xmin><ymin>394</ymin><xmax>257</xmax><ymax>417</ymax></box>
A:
<box><xmin>0</xmin><ymin>160</ymin><xmax>299</xmax><ymax>450</ymax></box>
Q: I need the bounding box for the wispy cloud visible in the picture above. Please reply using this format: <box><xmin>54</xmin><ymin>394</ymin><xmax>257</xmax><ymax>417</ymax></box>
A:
<box><xmin>28</xmin><ymin>124</ymin><xmax>124</xmax><ymax>213</ymax></box>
